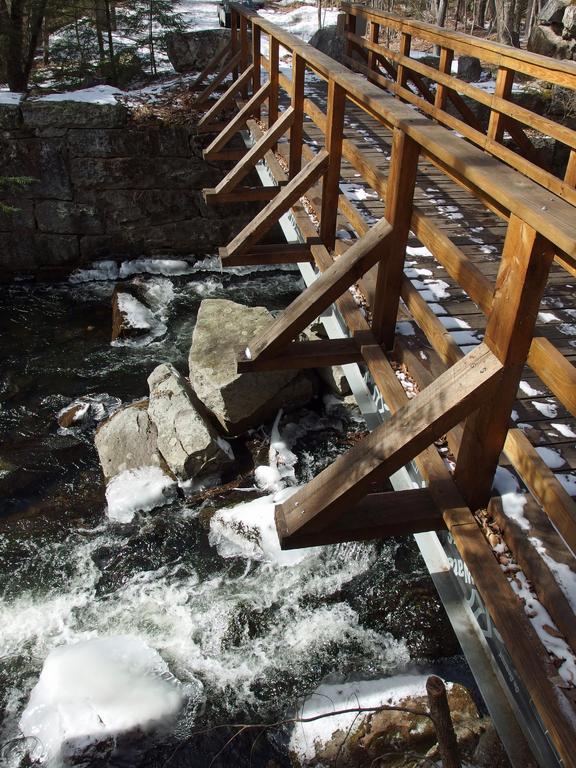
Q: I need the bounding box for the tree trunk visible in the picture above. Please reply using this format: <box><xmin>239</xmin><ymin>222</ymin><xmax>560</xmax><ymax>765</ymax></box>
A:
<box><xmin>475</xmin><ymin>0</ymin><xmax>488</xmax><ymax>27</ymax></box>
<box><xmin>42</xmin><ymin>19</ymin><xmax>49</xmax><ymax>65</ymax></box>
<box><xmin>149</xmin><ymin>1</ymin><xmax>157</xmax><ymax>76</ymax></box>
<box><xmin>495</xmin><ymin>0</ymin><xmax>520</xmax><ymax>45</ymax></box>
<box><xmin>104</xmin><ymin>0</ymin><xmax>117</xmax><ymax>84</ymax></box>
<box><xmin>95</xmin><ymin>0</ymin><xmax>107</xmax><ymax>64</ymax></box>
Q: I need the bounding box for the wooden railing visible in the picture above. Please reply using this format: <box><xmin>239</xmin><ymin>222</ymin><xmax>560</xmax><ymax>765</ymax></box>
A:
<box><xmin>193</xmin><ymin>5</ymin><xmax>576</xmax><ymax>765</ymax></box>
<box><xmin>341</xmin><ymin>2</ymin><xmax>576</xmax><ymax>205</ymax></box>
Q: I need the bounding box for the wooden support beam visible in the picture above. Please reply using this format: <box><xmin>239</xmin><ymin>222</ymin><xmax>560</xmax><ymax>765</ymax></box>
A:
<box><xmin>240</xmin><ymin>14</ymin><xmax>250</xmax><ymax>97</ymax></box>
<box><xmin>252</xmin><ymin>23</ymin><xmax>261</xmax><ymax>117</ymax></box>
<box><xmin>367</xmin><ymin>21</ymin><xmax>380</xmax><ymax>73</ymax></box>
<box><xmin>489</xmin><ymin>495</ymin><xmax>576</xmax><ymax>653</ymax></box>
<box><xmin>276</xmin><ymin>343</ymin><xmax>503</xmax><ymax>539</ymax></box>
<box><xmin>203</xmin><ymin>81</ymin><xmax>270</xmax><ymax>159</ymax></box>
<box><xmin>371</xmin><ymin>128</ymin><xmax>420</xmax><ymax>349</ymax></box>
<box><xmin>503</xmin><ymin>428</ymin><xmax>576</xmax><ymax>555</ymax></box>
<box><xmin>527</xmin><ymin>337</ymin><xmax>576</xmax><ymax>418</ymax></box>
<box><xmin>487</xmin><ymin>66</ymin><xmax>514</xmax><ymax>144</ymax></box>
<box><xmin>320</xmin><ymin>80</ymin><xmax>346</xmax><ymax>252</ymax></box>
<box><xmin>214</xmin><ymin>107</ymin><xmax>294</xmax><ymax>195</ymax></box>
<box><xmin>224</xmin><ymin>149</ymin><xmax>329</xmax><ymax>260</ymax></box>
<box><xmin>198</xmin><ymin>64</ymin><xmax>254</xmax><ymax>128</ymax></box>
<box><xmin>195</xmin><ymin>49</ymin><xmax>243</xmax><ymax>106</ymax></box>
<box><xmin>454</xmin><ymin>216</ymin><xmax>555</xmax><ymax>511</ymax></box>
<box><xmin>191</xmin><ymin>41</ymin><xmax>231</xmax><ymax>89</ymax></box>
<box><xmin>237</xmin><ymin>337</ymin><xmax>364</xmax><ymax>372</ymax></box>
<box><xmin>247</xmin><ymin>217</ymin><xmax>393</xmax><ymax>361</ymax></box>
<box><xmin>268</xmin><ymin>37</ymin><xmax>279</xmax><ymax>130</ymax></box>
<box><xmin>203</xmin><ymin>186</ymin><xmax>279</xmax><ymax>204</ymax></box>
<box><xmin>289</xmin><ymin>53</ymin><xmax>306</xmax><ymax>179</ymax></box>
<box><xmin>203</xmin><ymin>148</ymin><xmax>247</xmax><ymax>162</ymax></box>
<box><xmin>434</xmin><ymin>47</ymin><xmax>453</xmax><ymax>110</ymax></box>
<box><xmin>280</xmin><ymin>488</ymin><xmax>445</xmax><ymax>549</ymax></box>
<box><xmin>219</xmin><ymin>242</ymin><xmax>314</xmax><ymax>267</ymax></box>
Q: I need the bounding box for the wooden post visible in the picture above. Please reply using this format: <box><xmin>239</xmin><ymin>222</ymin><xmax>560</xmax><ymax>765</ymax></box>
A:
<box><xmin>371</xmin><ymin>128</ymin><xmax>420</xmax><ymax>349</ymax></box>
<box><xmin>269</xmin><ymin>36</ymin><xmax>279</xmax><ymax>130</ymax></box>
<box><xmin>454</xmin><ymin>215</ymin><xmax>555</xmax><ymax>510</ymax></box>
<box><xmin>434</xmin><ymin>47</ymin><xmax>454</xmax><ymax>111</ymax></box>
<box><xmin>344</xmin><ymin>10</ymin><xmax>356</xmax><ymax>60</ymax></box>
<box><xmin>565</xmin><ymin>150</ymin><xmax>576</xmax><ymax>187</ymax></box>
<box><xmin>426</xmin><ymin>676</ymin><xmax>461</xmax><ymax>768</ymax></box>
<box><xmin>367</xmin><ymin>21</ymin><xmax>380</xmax><ymax>73</ymax></box>
<box><xmin>320</xmin><ymin>80</ymin><xmax>346</xmax><ymax>252</ymax></box>
<box><xmin>397</xmin><ymin>32</ymin><xmax>412</xmax><ymax>90</ymax></box>
<box><xmin>252</xmin><ymin>23</ymin><xmax>261</xmax><ymax>117</ymax></box>
<box><xmin>289</xmin><ymin>53</ymin><xmax>306</xmax><ymax>179</ymax></box>
<box><xmin>487</xmin><ymin>66</ymin><xmax>514</xmax><ymax>143</ymax></box>
<box><xmin>240</xmin><ymin>14</ymin><xmax>249</xmax><ymax>97</ymax></box>
<box><xmin>230</xmin><ymin>8</ymin><xmax>238</xmax><ymax>81</ymax></box>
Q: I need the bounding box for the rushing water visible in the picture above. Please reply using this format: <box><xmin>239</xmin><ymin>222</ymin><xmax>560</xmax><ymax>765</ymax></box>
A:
<box><xmin>0</xmin><ymin>258</ymin><xmax>462</xmax><ymax>767</ymax></box>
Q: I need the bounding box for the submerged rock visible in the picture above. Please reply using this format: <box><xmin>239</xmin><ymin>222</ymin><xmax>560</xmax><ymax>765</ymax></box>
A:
<box><xmin>20</xmin><ymin>635</ymin><xmax>196</xmax><ymax>766</ymax></box>
<box><xmin>148</xmin><ymin>362</ymin><xmax>234</xmax><ymax>481</ymax></box>
<box><xmin>290</xmin><ymin>675</ymin><xmax>484</xmax><ymax>767</ymax></box>
<box><xmin>95</xmin><ymin>400</ymin><xmax>163</xmax><ymax>480</ymax></box>
<box><xmin>189</xmin><ymin>299</ymin><xmax>316</xmax><ymax>436</ymax></box>
<box><xmin>111</xmin><ymin>285</ymin><xmax>165</xmax><ymax>342</ymax></box>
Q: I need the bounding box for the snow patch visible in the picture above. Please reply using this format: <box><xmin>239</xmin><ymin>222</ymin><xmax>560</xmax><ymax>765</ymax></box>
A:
<box><xmin>119</xmin><ymin>258</ymin><xmax>196</xmax><ymax>277</ymax></box>
<box><xmin>535</xmin><ymin>446</ymin><xmax>565</xmax><ymax>470</ymax></box>
<box><xmin>69</xmin><ymin>260</ymin><xmax>119</xmax><ymax>283</ymax></box>
<box><xmin>551</xmin><ymin>423</ymin><xmax>576</xmax><ymax>439</ymax></box>
<box><xmin>106</xmin><ymin>467</ymin><xmax>178</xmax><ymax>523</ymax></box>
<box><xmin>35</xmin><ymin>85</ymin><xmax>123</xmax><ymax>104</ymax></box>
<box><xmin>20</xmin><ymin>635</ymin><xmax>191</xmax><ymax>765</ymax></box>
<box><xmin>209</xmin><ymin>488</ymin><xmax>316</xmax><ymax>567</ymax></box>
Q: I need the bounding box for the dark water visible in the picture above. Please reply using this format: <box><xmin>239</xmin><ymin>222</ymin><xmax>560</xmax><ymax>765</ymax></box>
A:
<box><xmin>0</xmin><ymin>258</ymin><xmax>461</xmax><ymax>768</ymax></box>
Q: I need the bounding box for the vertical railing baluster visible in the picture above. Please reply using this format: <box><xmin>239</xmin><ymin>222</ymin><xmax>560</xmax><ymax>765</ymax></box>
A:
<box><xmin>487</xmin><ymin>66</ymin><xmax>514</xmax><ymax>143</ymax></box>
<box><xmin>368</xmin><ymin>20</ymin><xmax>380</xmax><ymax>74</ymax></box>
<box><xmin>371</xmin><ymin>127</ymin><xmax>420</xmax><ymax>349</ymax></box>
<box><xmin>397</xmin><ymin>31</ymin><xmax>411</xmax><ymax>90</ymax></box>
<box><xmin>288</xmin><ymin>53</ymin><xmax>305</xmax><ymax>179</ymax></box>
<box><xmin>454</xmin><ymin>215</ymin><xmax>554</xmax><ymax>510</ymax></box>
<box><xmin>434</xmin><ymin>46</ymin><xmax>454</xmax><ymax>111</ymax></box>
<box><xmin>269</xmin><ymin>36</ymin><xmax>279</xmax><ymax>129</ymax></box>
<box><xmin>252</xmin><ymin>22</ymin><xmax>261</xmax><ymax>117</ymax></box>
<box><xmin>320</xmin><ymin>79</ymin><xmax>346</xmax><ymax>252</ymax></box>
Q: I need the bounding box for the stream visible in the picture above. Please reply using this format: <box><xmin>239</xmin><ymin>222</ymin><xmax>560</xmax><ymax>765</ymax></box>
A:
<box><xmin>0</xmin><ymin>258</ymin><xmax>465</xmax><ymax>767</ymax></box>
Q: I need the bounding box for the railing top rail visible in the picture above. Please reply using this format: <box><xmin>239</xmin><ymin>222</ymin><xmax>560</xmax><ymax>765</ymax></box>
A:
<box><xmin>229</xmin><ymin>2</ymin><xmax>576</xmax><ymax>264</ymax></box>
<box><xmin>341</xmin><ymin>2</ymin><xmax>576</xmax><ymax>83</ymax></box>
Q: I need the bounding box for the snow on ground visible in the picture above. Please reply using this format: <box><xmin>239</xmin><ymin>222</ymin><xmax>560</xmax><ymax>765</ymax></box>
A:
<box><xmin>34</xmin><ymin>85</ymin><xmax>124</xmax><ymax>104</ymax></box>
<box><xmin>106</xmin><ymin>467</ymin><xmax>178</xmax><ymax>523</ymax></box>
<box><xmin>20</xmin><ymin>635</ymin><xmax>194</xmax><ymax>766</ymax></box>
<box><xmin>259</xmin><ymin>4</ymin><xmax>340</xmax><ymax>43</ymax></box>
<box><xmin>290</xmin><ymin>674</ymin><xmax>438</xmax><ymax>763</ymax></box>
<box><xmin>0</xmin><ymin>89</ymin><xmax>25</xmax><ymax>105</ymax></box>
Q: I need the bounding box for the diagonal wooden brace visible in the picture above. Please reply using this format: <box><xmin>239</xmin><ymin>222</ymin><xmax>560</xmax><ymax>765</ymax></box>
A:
<box><xmin>214</xmin><ymin>107</ymin><xmax>294</xmax><ymax>194</ymax></box>
<box><xmin>198</xmin><ymin>64</ymin><xmax>254</xmax><ymax>128</ymax></box>
<box><xmin>275</xmin><ymin>342</ymin><xmax>504</xmax><ymax>543</ymax></box>
<box><xmin>203</xmin><ymin>81</ymin><xmax>271</xmax><ymax>159</ymax></box>
<box><xmin>191</xmin><ymin>41</ymin><xmax>232</xmax><ymax>90</ymax></box>
<box><xmin>195</xmin><ymin>49</ymin><xmax>243</xmax><ymax>106</ymax></box>
<box><xmin>224</xmin><ymin>149</ymin><xmax>330</xmax><ymax>260</ymax></box>
<box><xmin>246</xmin><ymin>216</ymin><xmax>393</xmax><ymax>362</ymax></box>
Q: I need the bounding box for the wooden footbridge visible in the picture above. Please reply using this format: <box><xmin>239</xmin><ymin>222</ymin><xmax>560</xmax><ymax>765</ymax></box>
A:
<box><xmin>192</xmin><ymin>4</ymin><xmax>576</xmax><ymax>765</ymax></box>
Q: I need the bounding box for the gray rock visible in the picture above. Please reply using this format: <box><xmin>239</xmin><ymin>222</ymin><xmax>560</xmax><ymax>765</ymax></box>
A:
<box><xmin>538</xmin><ymin>0</ymin><xmax>571</xmax><ymax>25</ymax></box>
<box><xmin>95</xmin><ymin>401</ymin><xmax>163</xmax><ymax>480</ymax></box>
<box><xmin>166</xmin><ymin>29</ymin><xmax>231</xmax><ymax>73</ymax></box>
<box><xmin>148</xmin><ymin>363</ymin><xmax>234</xmax><ymax>480</ymax></box>
<box><xmin>0</xmin><ymin>101</ymin><xmax>23</xmax><ymax>130</ymax></box>
<box><xmin>189</xmin><ymin>299</ymin><xmax>316</xmax><ymax>436</ymax></box>
<box><xmin>563</xmin><ymin>4</ymin><xmax>576</xmax><ymax>36</ymax></box>
<box><xmin>309</xmin><ymin>25</ymin><xmax>346</xmax><ymax>64</ymax></box>
<box><xmin>528</xmin><ymin>21</ymin><xmax>576</xmax><ymax>58</ymax></box>
<box><xmin>21</xmin><ymin>99</ymin><xmax>128</xmax><ymax>129</ymax></box>
<box><xmin>457</xmin><ymin>56</ymin><xmax>482</xmax><ymax>82</ymax></box>
<box><xmin>36</xmin><ymin>200</ymin><xmax>104</xmax><ymax>235</ymax></box>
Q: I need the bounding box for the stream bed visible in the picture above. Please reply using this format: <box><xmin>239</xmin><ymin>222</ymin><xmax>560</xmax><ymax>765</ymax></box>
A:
<box><xmin>0</xmin><ymin>258</ymin><xmax>465</xmax><ymax>767</ymax></box>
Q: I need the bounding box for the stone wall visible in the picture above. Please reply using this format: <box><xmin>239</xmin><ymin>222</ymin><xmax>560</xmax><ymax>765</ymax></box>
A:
<box><xmin>0</xmin><ymin>97</ymin><xmax>251</xmax><ymax>275</ymax></box>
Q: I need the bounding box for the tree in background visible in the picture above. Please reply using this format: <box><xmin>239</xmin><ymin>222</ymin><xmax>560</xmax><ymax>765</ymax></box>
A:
<box><xmin>0</xmin><ymin>0</ymin><xmax>50</xmax><ymax>91</ymax></box>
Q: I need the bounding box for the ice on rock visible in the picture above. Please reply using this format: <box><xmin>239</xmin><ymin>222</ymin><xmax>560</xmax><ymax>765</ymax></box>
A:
<box><xmin>209</xmin><ymin>488</ymin><xmax>317</xmax><ymax>567</ymax></box>
<box><xmin>20</xmin><ymin>635</ymin><xmax>192</xmax><ymax>765</ymax></box>
<box><xmin>255</xmin><ymin>410</ymin><xmax>298</xmax><ymax>492</ymax></box>
<box><xmin>106</xmin><ymin>466</ymin><xmax>177</xmax><ymax>523</ymax></box>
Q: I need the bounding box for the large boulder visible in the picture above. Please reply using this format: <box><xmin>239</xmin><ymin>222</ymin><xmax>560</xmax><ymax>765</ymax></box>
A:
<box><xmin>166</xmin><ymin>29</ymin><xmax>231</xmax><ymax>73</ymax></box>
<box><xmin>309</xmin><ymin>25</ymin><xmax>346</xmax><ymax>64</ymax></box>
<box><xmin>147</xmin><ymin>363</ymin><xmax>234</xmax><ymax>481</ymax></box>
<box><xmin>528</xmin><ymin>0</ymin><xmax>576</xmax><ymax>59</ymax></box>
<box><xmin>189</xmin><ymin>299</ymin><xmax>316</xmax><ymax>436</ymax></box>
<box><xmin>95</xmin><ymin>400</ymin><xmax>164</xmax><ymax>480</ymax></box>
